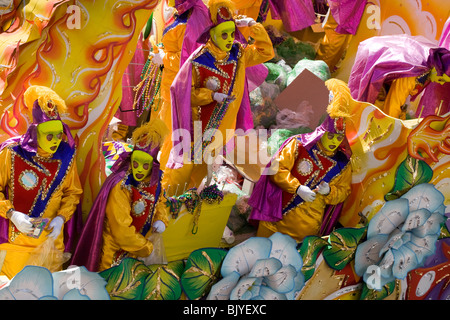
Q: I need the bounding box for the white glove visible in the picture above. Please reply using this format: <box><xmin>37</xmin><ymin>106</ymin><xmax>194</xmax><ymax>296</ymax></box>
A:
<box><xmin>316</xmin><ymin>181</ymin><xmax>330</xmax><ymax>195</ymax></box>
<box><xmin>296</xmin><ymin>185</ymin><xmax>316</xmax><ymax>202</ymax></box>
<box><xmin>48</xmin><ymin>216</ymin><xmax>65</xmax><ymax>239</ymax></box>
<box><xmin>235</xmin><ymin>17</ymin><xmax>256</xmax><ymax>27</ymax></box>
<box><xmin>213</xmin><ymin>92</ymin><xmax>235</xmax><ymax>103</ymax></box>
<box><xmin>149</xmin><ymin>49</ymin><xmax>165</xmax><ymax>66</ymax></box>
<box><xmin>152</xmin><ymin>220</ymin><xmax>166</xmax><ymax>233</ymax></box>
<box><xmin>9</xmin><ymin>210</ymin><xmax>34</xmax><ymax>234</ymax></box>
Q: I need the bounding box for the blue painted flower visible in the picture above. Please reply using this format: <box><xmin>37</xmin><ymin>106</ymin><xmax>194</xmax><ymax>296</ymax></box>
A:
<box><xmin>355</xmin><ymin>184</ymin><xmax>446</xmax><ymax>290</ymax></box>
<box><xmin>208</xmin><ymin>232</ymin><xmax>304</xmax><ymax>300</ymax></box>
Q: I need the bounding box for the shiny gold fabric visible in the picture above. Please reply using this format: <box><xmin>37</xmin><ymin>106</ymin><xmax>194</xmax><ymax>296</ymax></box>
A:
<box><xmin>258</xmin><ymin>139</ymin><xmax>352</xmax><ymax>242</ymax></box>
<box><xmin>0</xmin><ymin>147</ymin><xmax>82</xmax><ymax>279</ymax></box>
<box><xmin>99</xmin><ymin>180</ymin><xmax>169</xmax><ymax>271</ymax></box>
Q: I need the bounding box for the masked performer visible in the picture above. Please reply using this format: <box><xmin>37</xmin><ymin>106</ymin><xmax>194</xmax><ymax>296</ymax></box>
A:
<box><xmin>163</xmin><ymin>0</ymin><xmax>274</xmax><ymax>195</ymax></box>
<box><xmin>71</xmin><ymin>118</ymin><xmax>169</xmax><ymax>272</ymax></box>
<box><xmin>248</xmin><ymin>79</ymin><xmax>352</xmax><ymax>242</ymax></box>
<box><xmin>0</xmin><ymin>85</ymin><xmax>82</xmax><ymax>278</ymax></box>
<box><xmin>156</xmin><ymin>0</ymin><xmax>212</xmax><ymax>170</ymax></box>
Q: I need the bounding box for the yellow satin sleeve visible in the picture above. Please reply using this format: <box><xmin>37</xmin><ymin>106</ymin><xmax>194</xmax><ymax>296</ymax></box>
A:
<box><xmin>242</xmin><ymin>23</ymin><xmax>275</xmax><ymax>68</ymax></box>
<box><xmin>323</xmin><ymin>163</ymin><xmax>352</xmax><ymax>205</ymax></box>
<box><xmin>104</xmin><ymin>183</ymin><xmax>153</xmax><ymax>257</ymax></box>
<box><xmin>0</xmin><ymin>147</ymin><xmax>14</xmax><ymax>218</ymax></box>
<box><xmin>269</xmin><ymin>138</ymin><xmax>301</xmax><ymax>194</ymax></box>
<box><xmin>383</xmin><ymin>76</ymin><xmax>417</xmax><ymax>118</ymax></box>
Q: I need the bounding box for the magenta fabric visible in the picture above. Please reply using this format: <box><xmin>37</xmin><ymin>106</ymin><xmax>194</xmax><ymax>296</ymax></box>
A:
<box><xmin>117</xmin><ymin>34</ymin><xmax>146</xmax><ymax>127</ymax></box>
<box><xmin>70</xmin><ymin>165</ymin><xmax>127</xmax><ymax>272</ymax></box>
<box><xmin>179</xmin><ymin>0</ymin><xmax>212</xmax><ymax>66</ymax></box>
<box><xmin>348</xmin><ymin>34</ymin><xmax>437</xmax><ymax>104</ymax></box>
<box><xmin>328</xmin><ymin>0</ymin><xmax>367</xmax><ymax>35</ymax></box>
<box><xmin>269</xmin><ymin>0</ymin><xmax>315</xmax><ymax>32</ymax></box>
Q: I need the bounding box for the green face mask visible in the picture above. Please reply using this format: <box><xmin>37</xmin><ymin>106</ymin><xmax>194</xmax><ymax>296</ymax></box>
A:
<box><xmin>210</xmin><ymin>21</ymin><xmax>235</xmax><ymax>52</ymax></box>
<box><xmin>131</xmin><ymin>150</ymin><xmax>154</xmax><ymax>182</ymax></box>
<box><xmin>36</xmin><ymin>120</ymin><xmax>64</xmax><ymax>154</ymax></box>
<box><xmin>320</xmin><ymin>132</ymin><xmax>345</xmax><ymax>153</ymax></box>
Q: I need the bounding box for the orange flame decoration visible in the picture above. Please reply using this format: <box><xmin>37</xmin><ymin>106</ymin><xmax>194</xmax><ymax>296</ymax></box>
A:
<box><xmin>340</xmin><ymin>99</ymin><xmax>450</xmax><ymax>228</ymax></box>
<box><xmin>0</xmin><ymin>0</ymin><xmax>159</xmax><ymax>217</ymax></box>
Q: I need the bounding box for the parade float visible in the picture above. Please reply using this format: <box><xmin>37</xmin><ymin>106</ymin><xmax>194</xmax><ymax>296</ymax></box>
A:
<box><xmin>0</xmin><ymin>0</ymin><xmax>449</xmax><ymax>302</ymax></box>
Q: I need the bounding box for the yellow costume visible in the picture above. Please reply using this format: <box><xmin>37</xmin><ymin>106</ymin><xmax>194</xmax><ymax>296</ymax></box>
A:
<box><xmin>257</xmin><ymin>138</ymin><xmax>352</xmax><ymax>241</ymax></box>
<box><xmin>99</xmin><ymin>179</ymin><xmax>169</xmax><ymax>271</ymax></box>
<box><xmin>162</xmin><ymin>20</ymin><xmax>274</xmax><ymax>194</ymax></box>
<box><xmin>0</xmin><ymin>145</ymin><xmax>82</xmax><ymax>279</ymax></box>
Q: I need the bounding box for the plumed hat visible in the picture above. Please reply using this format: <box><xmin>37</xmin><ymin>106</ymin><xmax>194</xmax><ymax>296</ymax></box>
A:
<box><xmin>21</xmin><ymin>85</ymin><xmax>75</xmax><ymax>152</ymax></box>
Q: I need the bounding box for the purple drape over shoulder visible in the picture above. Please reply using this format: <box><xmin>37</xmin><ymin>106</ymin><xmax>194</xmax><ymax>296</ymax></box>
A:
<box><xmin>179</xmin><ymin>0</ymin><xmax>212</xmax><ymax>67</ymax></box>
<box><xmin>269</xmin><ymin>0</ymin><xmax>315</xmax><ymax>32</ymax></box>
<box><xmin>70</xmin><ymin>165</ymin><xmax>127</xmax><ymax>272</ymax></box>
<box><xmin>348</xmin><ymin>34</ymin><xmax>437</xmax><ymax>104</ymax></box>
<box><xmin>327</xmin><ymin>0</ymin><xmax>367</xmax><ymax>35</ymax></box>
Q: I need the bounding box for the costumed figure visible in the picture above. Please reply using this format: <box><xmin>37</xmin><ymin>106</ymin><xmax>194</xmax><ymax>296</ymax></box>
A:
<box><xmin>315</xmin><ymin>0</ymin><xmax>367</xmax><ymax>73</ymax></box>
<box><xmin>248</xmin><ymin>79</ymin><xmax>352</xmax><ymax>242</ymax></box>
<box><xmin>0</xmin><ymin>85</ymin><xmax>82</xmax><ymax>279</ymax></box>
<box><xmin>71</xmin><ymin>118</ymin><xmax>170</xmax><ymax>272</ymax></box>
<box><xmin>163</xmin><ymin>0</ymin><xmax>275</xmax><ymax>195</ymax></box>
<box><xmin>156</xmin><ymin>0</ymin><xmax>212</xmax><ymax>170</ymax></box>
<box><xmin>348</xmin><ymin>34</ymin><xmax>450</xmax><ymax>119</ymax></box>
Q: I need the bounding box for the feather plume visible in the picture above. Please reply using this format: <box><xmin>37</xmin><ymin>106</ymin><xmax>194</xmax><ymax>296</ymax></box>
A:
<box><xmin>325</xmin><ymin>78</ymin><xmax>352</xmax><ymax>119</ymax></box>
<box><xmin>24</xmin><ymin>85</ymin><xmax>67</xmax><ymax>115</ymax></box>
<box><xmin>131</xmin><ymin>117</ymin><xmax>169</xmax><ymax>150</ymax></box>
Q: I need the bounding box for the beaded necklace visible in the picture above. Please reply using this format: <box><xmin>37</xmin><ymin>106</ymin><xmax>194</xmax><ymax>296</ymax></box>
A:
<box><xmin>133</xmin><ymin>53</ymin><xmax>163</xmax><ymax>116</ymax></box>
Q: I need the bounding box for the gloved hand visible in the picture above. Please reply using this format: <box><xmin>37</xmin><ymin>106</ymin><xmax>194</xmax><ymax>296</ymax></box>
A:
<box><xmin>9</xmin><ymin>210</ymin><xmax>34</xmax><ymax>234</ymax></box>
<box><xmin>149</xmin><ymin>49</ymin><xmax>165</xmax><ymax>66</ymax></box>
<box><xmin>316</xmin><ymin>181</ymin><xmax>330</xmax><ymax>195</ymax></box>
<box><xmin>213</xmin><ymin>92</ymin><xmax>235</xmax><ymax>103</ymax></box>
<box><xmin>48</xmin><ymin>216</ymin><xmax>65</xmax><ymax>239</ymax></box>
<box><xmin>152</xmin><ymin>220</ymin><xmax>166</xmax><ymax>233</ymax></box>
<box><xmin>296</xmin><ymin>185</ymin><xmax>316</xmax><ymax>202</ymax></box>
<box><xmin>235</xmin><ymin>16</ymin><xmax>256</xmax><ymax>27</ymax></box>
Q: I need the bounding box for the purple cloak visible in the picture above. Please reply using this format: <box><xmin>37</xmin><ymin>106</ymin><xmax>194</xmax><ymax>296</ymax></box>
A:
<box><xmin>268</xmin><ymin>0</ymin><xmax>316</xmax><ymax>32</ymax></box>
<box><xmin>327</xmin><ymin>0</ymin><xmax>367</xmax><ymax>35</ymax></box>
<box><xmin>348</xmin><ymin>34</ymin><xmax>437</xmax><ymax>104</ymax></box>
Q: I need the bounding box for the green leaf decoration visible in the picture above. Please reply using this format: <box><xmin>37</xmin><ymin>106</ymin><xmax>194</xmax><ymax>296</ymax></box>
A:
<box><xmin>141</xmin><ymin>260</ymin><xmax>185</xmax><ymax>300</ymax></box>
<box><xmin>99</xmin><ymin>258</ymin><xmax>150</xmax><ymax>300</ymax></box>
<box><xmin>298</xmin><ymin>236</ymin><xmax>329</xmax><ymax>281</ymax></box>
<box><xmin>385</xmin><ymin>155</ymin><xmax>433</xmax><ymax>201</ymax></box>
<box><xmin>323</xmin><ymin>227</ymin><xmax>367</xmax><ymax>271</ymax></box>
<box><xmin>360</xmin><ymin>280</ymin><xmax>397</xmax><ymax>300</ymax></box>
<box><xmin>181</xmin><ymin>248</ymin><xmax>228</xmax><ymax>300</ymax></box>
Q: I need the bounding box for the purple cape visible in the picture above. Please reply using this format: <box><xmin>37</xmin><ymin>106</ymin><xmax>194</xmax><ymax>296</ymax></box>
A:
<box><xmin>327</xmin><ymin>0</ymin><xmax>367</xmax><ymax>35</ymax></box>
<box><xmin>70</xmin><ymin>152</ymin><xmax>161</xmax><ymax>272</ymax></box>
<box><xmin>268</xmin><ymin>0</ymin><xmax>315</xmax><ymax>32</ymax></box>
<box><xmin>248</xmin><ymin>116</ymin><xmax>351</xmax><ymax>236</ymax></box>
<box><xmin>348</xmin><ymin>34</ymin><xmax>438</xmax><ymax>104</ymax></box>
<box><xmin>177</xmin><ymin>0</ymin><xmax>212</xmax><ymax>67</ymax></box>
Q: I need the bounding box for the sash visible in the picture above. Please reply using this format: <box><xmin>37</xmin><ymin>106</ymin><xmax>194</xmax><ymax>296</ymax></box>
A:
<box><xmin>9</xmin><ymin>141</ymin><xmax>75</xmax><ymax>218</ymax></box>
<box><xmin>282</xmin><ymin>141</ymin><xmax>349</xmax><ymax>215</ymax></box>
